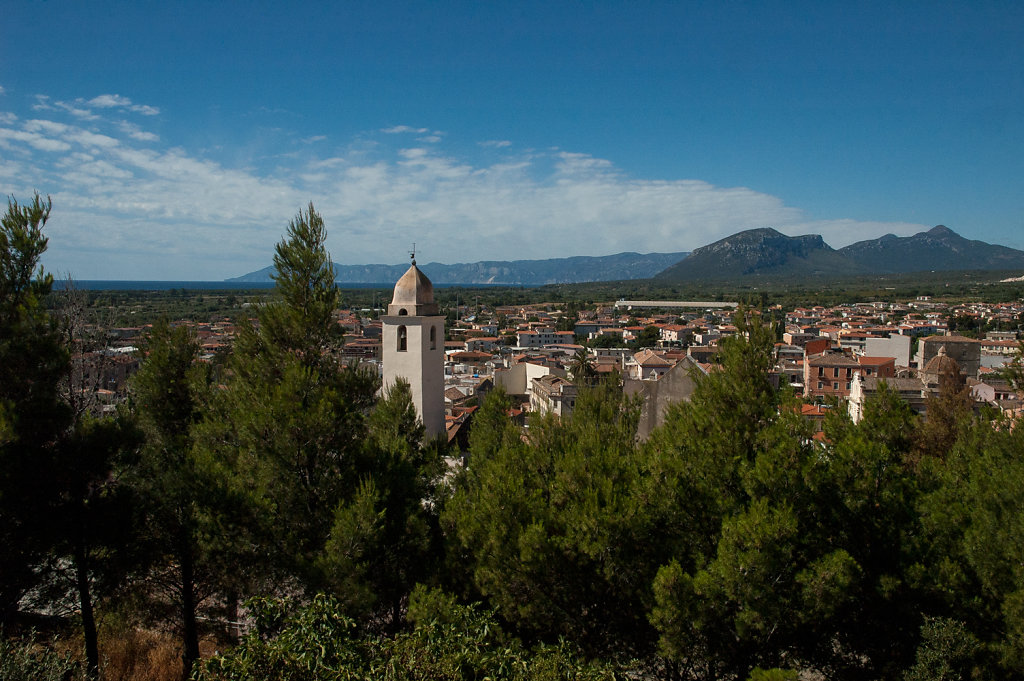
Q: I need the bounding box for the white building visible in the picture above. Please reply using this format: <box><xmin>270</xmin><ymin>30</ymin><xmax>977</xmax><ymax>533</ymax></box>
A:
<box><xmin>864</xmin><ymin>334</ymin><xmax>912</xmax><ymax>367</ymax></box>
<box><xmin>517</xmin><ymin>329</ymin><xmax>575</xmax><ymax>348</ymax></box>
<box><xmin>381</xmin><ymin>261</ymin><xmax>445</xmax><ymax>438</ymax></box>
<box><xmin>530</xmin><ymin>374</ymin><xmax>578</xmax><ymax>417</ymax></box>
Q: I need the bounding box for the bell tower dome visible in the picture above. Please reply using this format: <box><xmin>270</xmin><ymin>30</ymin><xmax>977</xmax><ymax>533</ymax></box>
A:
<box><xmin>388</xmin><ymin>264</ymin><xmax>439</xmax><ymax>316</ymax></box>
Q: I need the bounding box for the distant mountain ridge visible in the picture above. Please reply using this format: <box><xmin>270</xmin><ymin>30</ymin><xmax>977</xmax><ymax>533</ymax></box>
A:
<box><xmin>656</xmin><ymin>225</ymin><xmax>1024</xmax><ymax>281</ymax></box>
<box><xmin>837</xmin><ymin>225</ymin><xmax>1024</xmax><ymax>272</ymax></box>
<box><xmin>656</xmin><ymin>228</ymin><xmax>860</xmax><ymax>280</ymax></box>
<box><xmin>228</xmin><ymin>252</ymin><xmax>689</xmax><ymax>286</ymax></box>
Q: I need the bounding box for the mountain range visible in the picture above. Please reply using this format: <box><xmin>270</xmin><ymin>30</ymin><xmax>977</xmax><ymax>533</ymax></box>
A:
<box><xmin>655</xmin><ymin>225</ymin><xmax>1024</xmax><ymax>281</ymax></box>
<box><xmin>229</xmin><ymin>226</ymin><xmax>1024</xmax><ymax>286</ymax></box>
<box><xmin>228</xmin><ymin>252</ymin><xmax>689</xmax><ymax>286</ymax></box>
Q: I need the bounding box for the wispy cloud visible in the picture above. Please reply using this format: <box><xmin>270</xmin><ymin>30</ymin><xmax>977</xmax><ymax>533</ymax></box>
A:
<box><xmin>0</xmin><ymin>92</ymin><xmax>927</xmax><ymax>280</ymax></box>
<box><xmin>0</xmin><ymin>127</ymin><xmax>72</xmax><ymax>152</ymax></box>
<box><xmin>86</xmin><ymin>94</ymin><xmax>160</xmax><ymax>115</ymax></box>
<box><xmin>30</xmin><ymin>93</ymin><xmax>158</xmax><ymax>122</ymax></box>
<box><xmin>381</xmin><ymin>125</ymin><xmax>429</xmax><ymax>134</ymax></box>
<box><xmin>117</xmin><ymin>121</ymin><xmax>159</xmax><ymax>142</ymax></box>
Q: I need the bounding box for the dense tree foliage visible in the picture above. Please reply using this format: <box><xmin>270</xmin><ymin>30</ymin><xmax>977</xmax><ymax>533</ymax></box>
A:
<box><xmin>317</xmin><ymin>379</ymin><xmax>443</xmax><ymax>627</ymax></box>
<box><xmin>0</xmin><ymin>194</ymin><xmax>71</xmax><ymax>624</ymax></box>
<box><xmin>130</xmin><ymin>318</ymin><xmax>249</xmax><ymax>678</ymax></box>
<box><xmin>1</xmin><ymin>196</ymin><xmax>142</xmax><ymax>677</ymax></box>
<box><xmin>444</xmin><ymin>379</ymin><xmax>652</xmax><ymax>657</ymax></box>
<box><xmin>193</xmin><ymin>205</ymin><xmax>379</xmax><ymax>591</ymax></box>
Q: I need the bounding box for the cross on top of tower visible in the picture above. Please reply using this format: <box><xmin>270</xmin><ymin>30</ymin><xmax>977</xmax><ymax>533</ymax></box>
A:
<box><xmin>410</xmin><ymin>243</ymin><xmax>416</xmax><ymax>266</ymax></box>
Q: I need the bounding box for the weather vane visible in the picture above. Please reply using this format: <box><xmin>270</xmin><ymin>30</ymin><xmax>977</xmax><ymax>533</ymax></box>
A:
<box><xmin>410</xmin><ymin>242</ymin><xmax>417</xmax><ymax>266</ymax></box>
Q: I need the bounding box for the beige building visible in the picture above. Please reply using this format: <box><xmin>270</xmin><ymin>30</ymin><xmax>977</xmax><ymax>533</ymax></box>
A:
<box><xmin>381</xmin><ymin>262</ymin><xmax>445</xmax><ymax>438</ymax></box>
<box><xmin>530</xmin><ymin>374</ymin><xmax>578</xmax><ymax>418</ymax></box>
<box><xmin>915</xmin><ymin>335</ymin><xmax>981</xmax><ymax>378</ymax></box>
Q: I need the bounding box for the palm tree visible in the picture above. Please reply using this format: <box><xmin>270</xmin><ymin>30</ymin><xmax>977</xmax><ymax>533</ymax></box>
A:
<box><xmin>569</xmin><ymin>347</ymin><xmax>597</xmax><ymax>385</ymax></box>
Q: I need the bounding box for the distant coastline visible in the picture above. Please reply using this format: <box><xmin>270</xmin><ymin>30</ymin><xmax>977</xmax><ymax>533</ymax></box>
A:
<box><xmin>54</xmin><ymin>281</ymin><xmax>519</xmax><ymax>292</ymax></box>
<box><xmin>53</xmin><ymin>281</ymin><xmax>279</xmax><ymax>291</ymax></box>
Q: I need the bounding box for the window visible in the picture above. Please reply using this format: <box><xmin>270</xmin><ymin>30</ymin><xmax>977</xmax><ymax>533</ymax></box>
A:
<box><xmin>833</xmin><ymin>367</ymin><xmax>840</xmax><ymax>378</ymax></box>
<box><xmin>818</xmin><ymin>367</ymin><xmax>824</xmax><ymax>377</ymax></box>
<box><xmin>398</xmin><ymin>325</ymin><xmax>407</xmax><ymax>352</ymax></box>
<box><xmin>833</xmin><ymin>382</ymin><xmax>839</xmax><ymax>390</ymax></box>
<box><xmin>846</xmin><ymin>382</ymin><xmax>851</xmax><ymax>390</ymax></box>
<box><xmin>398</xmin><ymin>308</ymin><xmax>408</xmax><ymax>316</ymax></box>
<box><xmin>430</xmin><ymin>325</ymin><xmax>437</xmax><ymax>350</ymax></box>
<box><xmin>817</xmin><ymin>381</ymin><xmax>824</xmax><ymax>389</ymax></box>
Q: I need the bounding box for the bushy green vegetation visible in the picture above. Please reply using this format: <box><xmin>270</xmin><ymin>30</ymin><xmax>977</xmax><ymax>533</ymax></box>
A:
<box><xmin>194</xmin><ymin>589</ymin><xmax>618</xmax><ymax>681</ymax></box>
<box><xmin>5</xmin><ymin>195</ymin><xmax>1024</xmax><ymax>680</ymax></box>
<box><xmin>0</xmin><ymin>632</ymin><xmax>83</xmax><ymax>681</ymax></box>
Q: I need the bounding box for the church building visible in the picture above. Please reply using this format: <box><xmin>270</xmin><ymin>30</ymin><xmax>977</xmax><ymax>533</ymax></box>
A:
<box><xmin>381</xmin><ymin>258</ymin><xmax>445</xmax><ymax>438</ymax></box>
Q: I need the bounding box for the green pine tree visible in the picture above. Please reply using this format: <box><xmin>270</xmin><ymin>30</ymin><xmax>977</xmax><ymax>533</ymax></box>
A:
<box><xmin>195</xmin><ymin>204</ymin><xmax>377</xmax><ymax>590</ymax></box>
<box><xmin>317</xmin><ymin>379</ymin><xmax>443</xmax><ymax>628</ymax></box>
<box><xmin>130</xmin><ymin>318</ymin><xmax>242</xmax><ymax>679</ymax></box>
<box><xmin>0</xmin><ymin>193</ymin><xmax>71</xmax><ymax>624</ymax></box>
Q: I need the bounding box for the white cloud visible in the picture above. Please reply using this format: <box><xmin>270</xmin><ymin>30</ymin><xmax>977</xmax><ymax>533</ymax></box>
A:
<box><xmin>381</xmin><ymin>125</ymin><xmax>429</xmax><ymax>134</ymax></box>
<box><xmin>0</xmin><ymin>85</ymin><xmax>5</xmax><ymax>95</ymax></box>
<box><xmin>28</xmin><ymin>94</ymin><xmax>158</xmax><ymax>124</ymax></box>
<box><xmin>128</xmin><ymin>130</ymin><xmax>159</xmax><ymax>142</ymax></box>
<box><xmin>87</xmin><ymin>94</ymin><xmax>132</xmax><ymax>108</ymax></box>
<box><xmin>32</xmin><ymin>95</ymin><xmax>54</xmax><ymax>111</ymax></box>
<box><xmin>0</xmin><ymin>127</ymin><xmax>72</xmax><ymax>152</ymax></box>
<box><xmin>87</xmin><ymin>94</ymin><xmax>159</xmax><ymax>115</ymax></box>
<box><xmin>55</xmin><ymin>101</ymin><xmax>98</xmax><ymax>120</ymax></box>
<box><xmin>0</xmin><ymin>94</ymin><xmax>930</xmax><ymax>279</ymax></box>
<box><xmin>66</xmin><ymin>130</ymin><xmax>119</xmax><ymax>148</ymax></box>
<box><xmin>24</xmin><ymin>119</ymin><xmax>71</xmax><ymax>135</ymax></box>
<box><xmin>117</xmin><ymin>121</ymin><xmax>159</xmax><ymax>142</ymax></box>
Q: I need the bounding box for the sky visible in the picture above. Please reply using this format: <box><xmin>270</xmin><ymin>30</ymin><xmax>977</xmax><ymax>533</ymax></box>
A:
<box><xmin>1</xmin><ymin>1</ymin><xmax>1022</xmax><ymax>280</ymax></box>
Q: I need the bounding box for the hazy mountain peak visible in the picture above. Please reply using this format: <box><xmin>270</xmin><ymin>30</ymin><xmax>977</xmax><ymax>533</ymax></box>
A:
<box><xmin>657</xmin><ymin>227</ymin><xmax>846</xmax><ymax>280</ymax></box>
<box><xmin>229</xmin><ymin>252</ymin><xmax>689</xmax><ymax>286</ymax></box>
<box><xmin>658</xmin><ymin>224</ymin><xmax>1024</xmax><ymax>281</ymax></box>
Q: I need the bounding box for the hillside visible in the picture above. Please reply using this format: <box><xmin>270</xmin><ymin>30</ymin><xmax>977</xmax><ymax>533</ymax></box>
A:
<box><xmin>838</xmin><ymin>225</ymin><xmax>1024</xmax><ymax>273</ymax></box>
<box><xmin>228</xmin><ymin>251</ymin><xmax>689</xmax><ymax>286</ymax></box>
<box><xmin>657</xmin><ymin>225</ymin><xmax>1024</xmax><ymax>282</ymax></box>
<box><xmin>656</xmin><ymin>228</ymin><xmax>863</xmax><ymax>281</ymax></box>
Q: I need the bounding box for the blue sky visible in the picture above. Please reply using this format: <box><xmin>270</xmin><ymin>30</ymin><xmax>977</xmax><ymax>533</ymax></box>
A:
<box><xmin>2</xmin><ymin>1</ymin><xmax>1022</xmax><ymax>280</ymax></box>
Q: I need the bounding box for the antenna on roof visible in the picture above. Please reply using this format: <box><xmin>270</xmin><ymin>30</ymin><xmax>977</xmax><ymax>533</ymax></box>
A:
<box><xmin>410</xmin><ymin>243</ymin><xmax>417</xmax><ymax>266</ymax></box>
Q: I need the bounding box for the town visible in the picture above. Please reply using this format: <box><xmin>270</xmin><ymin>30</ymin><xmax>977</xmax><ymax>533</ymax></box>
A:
<box><xmin>71</xmin><ymin>272</ymin><xmax>1024</xmax><ymax>449</ymax></box>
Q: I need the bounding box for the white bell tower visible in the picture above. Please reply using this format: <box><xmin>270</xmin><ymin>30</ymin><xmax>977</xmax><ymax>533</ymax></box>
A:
<box><xmin>381</xmin><ymin>252</ymin><xmax>445</xmax><ymax>438</ymax></box>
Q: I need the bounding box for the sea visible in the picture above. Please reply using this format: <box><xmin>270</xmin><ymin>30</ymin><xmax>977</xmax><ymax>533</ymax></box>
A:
<box><xmin>54</xmin><ymin>281</ymin><xmax>392</xmax><ymax>291</ymax></box>
<box><xmin>55</xmin><ymin>281</ymin><xmax>513</xmax><ymax>291</ymax></box>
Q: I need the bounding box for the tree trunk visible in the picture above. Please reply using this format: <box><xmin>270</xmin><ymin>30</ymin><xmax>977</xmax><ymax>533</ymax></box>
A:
<box><xmin>74</xmin><ymin>538</ymin><xmax>100</xmax><ymax>679</ymax></box>
<box><xmin>180</xmin><ymin>541</ymin><xmax>201</xmax><ymax>681</ymax></box>
<box><xmin>226</xmin><ymin>590</ymin><xmax>240</xmax><ymax>641</ymax></box>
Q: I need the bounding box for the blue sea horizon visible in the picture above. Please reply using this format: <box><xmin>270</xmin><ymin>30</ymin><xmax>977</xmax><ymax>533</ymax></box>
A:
<box><xmin>54</xmin><ymin>280</ymin><xmax>516</xmax><ymax>291</ymax></box>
